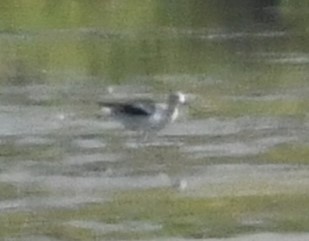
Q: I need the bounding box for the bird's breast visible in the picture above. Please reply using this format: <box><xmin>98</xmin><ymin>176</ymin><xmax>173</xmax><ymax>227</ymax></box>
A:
<box><xmin>170</xmin><ymin>108</ymin><xmax>179</xmax><ymax>122</ymax></box>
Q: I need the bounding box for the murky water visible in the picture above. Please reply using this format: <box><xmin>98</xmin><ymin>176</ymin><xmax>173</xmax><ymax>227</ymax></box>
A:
<box><xmin>1</xmin><ymin>68</ymin><xmax>309</xmax><ymax>240</ymax></box>
<box><xmin>1</xmin><ymin>2</ymin><xmax>309</xmax><ymax>240</ymax></box>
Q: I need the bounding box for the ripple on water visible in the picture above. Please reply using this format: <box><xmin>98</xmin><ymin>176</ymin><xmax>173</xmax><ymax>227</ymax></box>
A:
<box><xmin>183</xmin><ymin>136</ymin><xmax>297</xmax><ymax>158</ymax></box>
<box><xmin>194</xmin><ymin>233</ymin><xmax>309</xmax><ymax>241</ymax></box>
<box><xmin>62</xmin><ymin>153</ymin><xmax>121</xmax><ymax>165</ymax></box>
<box><xmin>0</xmin><ymin>195</ymin><xmax>106</xmax><ymax>212</ymax></box>
<box><xmin>0</xmin><ymin>105</ymin><xmax>65</xmax><ymax>136</ymax></box>
<box><xmin>67</xmin><ymin>220</ymin><xmax>162</xmax><ymax>234</ymax></box>
<box><xmin>4</xmin><ymin>232</ymin><xmax>309</xmax><ymax>241</ymax></box>
<box><xmin>179</xmin><ymin>164</ymin><xmax>309</xmax><ymax>197</ymax></box>
<box><xmin>15</xmin><ymin>136</ymin><xmax>54</xmax><ymax>146</ymax></box>
<box><xmin>4</xmin><ymin>236</ymin><xmax>62</xmax><ymax>241</ymax></box>
<box><xmin>163</xmin><ymin>117</ymin><xmax>285</xmax><ymax>137</ymax></box>
<box><xmin>71</xmin><ymin>138</ymin><xmax>106</xmax><ymax>149</ymax></box>
<box><xmin>125</xmin><ymin>138</ymin><xmax>184</xmax><ymax>149</ymax></box>
<box><xmin>14</xmin><ymin>173</ymin><xmax>170</xmax><ymax>196</ymax></box>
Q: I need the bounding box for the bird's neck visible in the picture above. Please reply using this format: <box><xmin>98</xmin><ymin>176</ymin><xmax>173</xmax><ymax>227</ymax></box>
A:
<box><xmin>166</xmin><ymin>103</ymin><xmax>179</xmax><ymax>122</ymax></box>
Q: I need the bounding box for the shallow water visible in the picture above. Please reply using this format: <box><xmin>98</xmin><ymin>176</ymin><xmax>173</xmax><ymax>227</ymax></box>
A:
<box><xmin>1</xmin><ymin>74</ymin><xmax>309</xmax><ymax>239</ymax></box>
<box><xmin>1</xmin><ymin>2</ymin><xmax>309</xmax><ymax>239</ymax></box>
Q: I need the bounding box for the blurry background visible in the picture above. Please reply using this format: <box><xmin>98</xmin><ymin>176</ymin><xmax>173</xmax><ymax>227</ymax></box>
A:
<box><xmin>0</xmin><ymin>0</ymin><xmax>308</xmax><ymax>88</ymax></box>
<box><xmin>0</xmin><ymin>1</ymin><xmax>309</xmax><ymax>240</ymax></box>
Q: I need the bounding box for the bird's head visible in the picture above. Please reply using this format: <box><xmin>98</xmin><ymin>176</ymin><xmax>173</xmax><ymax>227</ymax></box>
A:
<box><xmin>169</xmin><ymin>91</ymin><xmax>186</xmax><ymax>105</ymax></box>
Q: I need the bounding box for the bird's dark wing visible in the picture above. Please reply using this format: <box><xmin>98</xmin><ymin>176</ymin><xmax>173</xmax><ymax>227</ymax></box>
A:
<box><xmin>98</xmin><ymin>99</ymin><xmax>156</xmax><ymax>116</ymax></box>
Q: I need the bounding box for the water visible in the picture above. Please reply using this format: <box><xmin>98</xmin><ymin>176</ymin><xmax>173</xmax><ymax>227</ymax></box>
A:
<box><xmin>1</xmin><ymin>1</ymin><xmax>309</xmax><ymax>240</ymax></box>
<box><xmin>1</xmin><ymin>78</ymin><xmax>308</xmax><ymax>239</ymax></box>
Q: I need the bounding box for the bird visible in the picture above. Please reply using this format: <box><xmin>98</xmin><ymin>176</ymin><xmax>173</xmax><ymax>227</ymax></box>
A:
<box><xmin>98</xmin><ymin>92</ymin><xmax>186</xmax><ymax>135</ymax></box>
